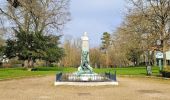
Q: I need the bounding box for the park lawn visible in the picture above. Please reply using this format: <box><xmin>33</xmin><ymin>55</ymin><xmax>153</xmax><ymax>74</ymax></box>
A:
<box><xmin>0</xmin><ymin>66</ymin><xmax>160</xmax><ymax>80</ymax></box>
<box><xmin>94</xmin><ymin>66</ymin><xmax>160</xmax><ymax>76</ymax></box>
<box><xmin>0</xmin><ymin>67</ymin><xmax>76</xmax><ymax>80</ymax></box>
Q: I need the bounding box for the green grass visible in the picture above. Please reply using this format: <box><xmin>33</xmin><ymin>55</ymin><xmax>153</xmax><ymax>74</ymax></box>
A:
<box><xmin>0</xmin><ymin>66</ymin><xmax>160</xmax><ymax>80</ymax></box>
<box><xmin>0</xmin><ymin>67</ymin><xmax>76</xmax><ymax>80</ymax></box>
<box><xmin>94</xmin><ymin>66</ymin><xmax>160</xmax><ymax>76</ymax></box>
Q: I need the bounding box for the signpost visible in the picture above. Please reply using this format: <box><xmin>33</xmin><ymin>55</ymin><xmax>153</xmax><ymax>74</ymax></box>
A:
<box><xmin>156</xmin><ymin>51</ymin><xmax>163</xmax><ymax>72</ymax></box>
<box><xmin>166</xmin><ymin>51</ymin><xmax>170</xmax><ymax>60</ymax></box>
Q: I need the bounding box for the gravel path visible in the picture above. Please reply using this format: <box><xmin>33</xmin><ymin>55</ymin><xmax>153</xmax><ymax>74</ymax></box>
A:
<box><xmin>0</xmin><ymin>76</ymin><xmax>170</xmax><ymax>100</ymax></box>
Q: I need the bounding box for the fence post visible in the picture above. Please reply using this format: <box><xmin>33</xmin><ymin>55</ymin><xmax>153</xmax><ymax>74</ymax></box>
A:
<box><xmin>114</xmin><ymin>70</ymin><xmax>117</xmax><ymax>81</ymax></box>
<box><xmin>56</xmin><ymin>72</ymin><xmax>62</xmax><ymax>82</ymax></box>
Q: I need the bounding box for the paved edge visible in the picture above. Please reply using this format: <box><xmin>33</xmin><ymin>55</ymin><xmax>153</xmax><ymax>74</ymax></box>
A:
<box><xmin>54</xmin><ymin>81</ymin><xmax>119</xmax><ymax>86</ymax></box>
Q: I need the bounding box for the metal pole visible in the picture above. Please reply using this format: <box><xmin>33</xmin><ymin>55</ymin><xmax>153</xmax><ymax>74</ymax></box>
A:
<box><xmin>158</xmin><ymin>59</ymin><xmax>162</xmax><ymax>72</ymax></box>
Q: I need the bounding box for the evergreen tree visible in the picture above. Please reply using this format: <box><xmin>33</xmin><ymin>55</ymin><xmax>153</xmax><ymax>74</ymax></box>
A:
<box><xmin>4</xmin><ymin>29</ymin><xmax>64</xmax><ymax>67</ymax></box>
<box><xmin>101</xmin><ymin>32</ymin><xmax>111</xmax><ymax>52</ymax></box>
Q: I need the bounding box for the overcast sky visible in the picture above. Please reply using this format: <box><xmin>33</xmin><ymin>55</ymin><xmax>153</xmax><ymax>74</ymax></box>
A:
<box><xmin>63</xmin><ymin>0</ymin><xmax>126</xmax><ymax>47</ymax></box>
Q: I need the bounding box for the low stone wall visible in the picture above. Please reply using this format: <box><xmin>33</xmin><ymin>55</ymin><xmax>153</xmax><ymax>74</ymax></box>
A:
<box><xmin>56</xmin><ymin>72</ymin><xmax>117</xmax><ymax>82</ymax></box>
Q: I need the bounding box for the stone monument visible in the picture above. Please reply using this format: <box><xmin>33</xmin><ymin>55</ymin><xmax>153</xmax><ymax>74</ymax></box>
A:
<box><xmin>69</xmin><ymin>32</ymin><xmax>97</xmax><ymax>81</ymax></box>
<box><xmin>76</xmin><ymin>32</ymin><xmax>93</xmax><ymax>75</ymax></box>
<box><xmin>54</xmin><ymin>32</ymin><xmax>118</xmax><ymax>85</ymax></box>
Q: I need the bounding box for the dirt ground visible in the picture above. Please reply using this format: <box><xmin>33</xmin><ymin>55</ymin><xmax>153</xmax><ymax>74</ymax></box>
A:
<box><xmin>0</xmin><ymin>76</ymin><xmax>170</xmax><ymax>100</ymax></box>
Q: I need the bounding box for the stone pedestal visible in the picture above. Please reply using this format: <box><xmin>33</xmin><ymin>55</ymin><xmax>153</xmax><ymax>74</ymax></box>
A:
<box><xmin>76</xmin><ymin>32</ymin><xmax>93</xmax><ymax>75</ymax></box>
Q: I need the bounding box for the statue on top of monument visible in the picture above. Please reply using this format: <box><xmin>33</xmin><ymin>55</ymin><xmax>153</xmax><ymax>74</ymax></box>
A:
<box><xmin>77</xmin><ymin>32</ymin><xmax>93</xmax><ymax>75</ymax></box>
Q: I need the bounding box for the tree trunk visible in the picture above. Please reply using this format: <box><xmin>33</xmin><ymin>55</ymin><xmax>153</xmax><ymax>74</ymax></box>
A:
<box><xmin>46</xmin><ymin>60</ymin><xmax>50</xmax><ymax>67</ymax></box>
<box><xmin>27</xmin><ymin>57</ymin><xmax>34</xmax><ymax>68</ymax></box>
<box><xmin>24</xmin><ymin>60</ymin><xmax>28</xmax><ymax>68</ymax></box>
<box><xmin>153</xmin><ymin>50</ymin><xmax>157</xmax><ymax>66</ymax></box>
<box><xmin>163</xmin><ymin>40</ymin><xmax>167</xmax><ymax>69</ymax></box>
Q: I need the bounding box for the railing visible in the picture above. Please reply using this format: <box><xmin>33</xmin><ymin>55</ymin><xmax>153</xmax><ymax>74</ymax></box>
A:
<box><xmin>56</xmin><ymin>71</ymin><xmax>117</xmax><ymax>82</ymax></box>
<box><xmin>105</xmin><ymin>71</ymin><xmax>117</xmax><ymax>81</ymax></box>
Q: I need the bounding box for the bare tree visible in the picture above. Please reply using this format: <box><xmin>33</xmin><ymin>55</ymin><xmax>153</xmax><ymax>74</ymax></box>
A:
<box><xmin>0</xmin><ymin>0</ymin><xmax>70</xmax><ymax>67</ymax></box>
<box><xmin>90</xmin><ymin>48</ymin><xmax>101</xmax><ymax>68</ymax></box>
<box><xmin>60</xmin><ymin>38</ymin><xmax>81</xmax><ymax>67</ymax></box>
<box><xmin>0</xmin><ymin>0</ymin><xmax>70</xmax><ymax>34</ymax></box>
<box><xmin>129</xmin><ymin>0</ymin><xmax>170</xmax><ymax>68</ymax></box>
